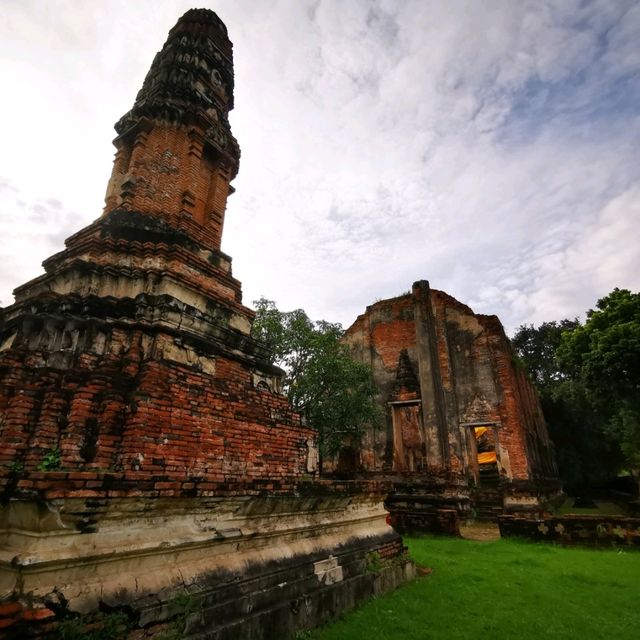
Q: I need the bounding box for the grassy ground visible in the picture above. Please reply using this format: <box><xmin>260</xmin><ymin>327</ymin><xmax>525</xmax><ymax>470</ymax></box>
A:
<box><xmin>307</xmin><ymin>536</ymin><xmax>640</xmax><ymax>640</ymax></box>
<box><xmin>554</xmin><ymin>496</ymin><xmax>626</xmax><ymax>515</ymax></box>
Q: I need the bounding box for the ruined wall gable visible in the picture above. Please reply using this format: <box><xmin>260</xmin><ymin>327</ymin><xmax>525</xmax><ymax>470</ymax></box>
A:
<box><xmin>344</xmin><ymin>295</ymin><xmax>418</xmax><ymax>404</ymax></box>
<box><xmin>345</xmin><ymin>281</ymin><xmax>558</xmax><ymax>487</ymax></box>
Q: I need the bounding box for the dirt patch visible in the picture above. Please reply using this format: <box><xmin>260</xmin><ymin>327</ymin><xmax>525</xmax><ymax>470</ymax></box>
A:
<box><xmin>460</xmin><ymin>522</ymin><xmax>500</xmax><ymax>541</ymax></box>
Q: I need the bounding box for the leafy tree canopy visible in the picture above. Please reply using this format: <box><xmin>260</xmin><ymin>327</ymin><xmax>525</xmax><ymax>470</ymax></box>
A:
<box><xmin>557</xmin><ymin>288</ymin><xmax>640</xmax><ymax>394</ymax></box>
<box><xmin>251</xmin><ymin>298</ymin><xmax>380</xmax><ymax>456</ymax></box>
<box><xmin>557</xmin><ymin>288</ymin><xmax>640</xmax><ymax>472</ymax></box>
<box><xmin>512</xmin><ymin>288</ymin><xmax>640</xmax><ymax>491</ymax></box>
<box><xmin>511</xmin><ymin>319</ymin><xmax>579</xmax><ymax>392</ymax></box>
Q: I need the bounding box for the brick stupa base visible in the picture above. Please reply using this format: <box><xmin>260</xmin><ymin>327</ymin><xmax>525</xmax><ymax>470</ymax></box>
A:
<box><xmin>0</xmin><ymin>473</ymin><xmax>411</xmax><ymax>638</ymax></box>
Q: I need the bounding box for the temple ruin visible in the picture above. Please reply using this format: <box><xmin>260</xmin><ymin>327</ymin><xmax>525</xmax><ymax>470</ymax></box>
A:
<box><xmin>343</xmin><ymin>281</ymin><xmax>561</xmax><ymax>529</ymax></box>
<box><xmin>0</xmin><ymin>10</ymin><xmax>413</xmax><ymax>638</ymax></box>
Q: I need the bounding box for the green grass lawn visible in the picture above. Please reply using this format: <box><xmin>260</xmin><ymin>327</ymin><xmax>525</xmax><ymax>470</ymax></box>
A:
<box><xmin>308</xmin><ymin>536</ymin><xmax>640</xmax><ymax>640</ymax></box>
<box><xmin>554</xmin><ymin>497</ymin><xmax>626</xmax><ymax>515</ymax></box>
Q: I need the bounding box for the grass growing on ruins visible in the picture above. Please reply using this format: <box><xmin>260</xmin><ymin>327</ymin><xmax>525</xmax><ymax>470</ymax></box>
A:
<box><xmin>554</xmin><ymin>496</ymin><xmax>626</xmax><ymax>515</ymax></box>
<box><xmin>309</xmin><ymin>536</ymin><xmax>640</xmax><ymax>640</ymax></box>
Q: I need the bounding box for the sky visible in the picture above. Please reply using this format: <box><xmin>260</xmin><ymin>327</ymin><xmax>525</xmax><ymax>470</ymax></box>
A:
<box><xmin>1</xmin><ymin>0</ymin><xmax>639</xmax><ymax>334</ymax></box>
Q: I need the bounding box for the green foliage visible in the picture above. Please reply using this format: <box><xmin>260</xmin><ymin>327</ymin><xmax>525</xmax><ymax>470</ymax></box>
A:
<box><xmin>7</xmin><ymin>460</ymin><xmax>23</xmax><ymax>472</ymax></box>
<box><xmin>513</xmin><ymin>288</ymin><xmax>640</xmax><ymax>491</ymax></box>
<box><xmin>511</xmin><ymin>319</ymin><xmax>579</xmax><ymax>393</ymax></box>
<box><xmin>155</xmin><ymin>592</ymin><xmax>202</xmax><ymax>640</ymax></box>
<box><xmin>540</xmin><ymin>380</ymin><xmax>621</xmax><ymax>490</ymax></box>
<box><xmin>557</xmin><ymin>288</ymin><xmax>640</xmax><ymax>478</ymax></box>
<box><xmin>557</xmin><ymin>288</ymin><xmax>640</xmax><ymax>388</ymax></box>
<box><xmin>37</xmin><ymin>447</ymin><xmax>61</xmax><ymax>471</ymax></box>
<box><xmin>56</xmin><ymin>611</ymin><xmax>130</xmax><ymax>640</ymax></box>
<box><xmin>252</xmin><ymin>298</ymin><xmax>381</xmax><ymax>456</ymax></box>
<box><xmin>308</xmin><ymin>536</ymin><xmax>640</xmax><ymax>640</ymax></box>
<box><xmin>513</xmin><ymin>320</ymin><xmax>616</xmax><ymax>490</ymax></box>
<box><xmin>366</xmin><ymin>551</ymin><xmax>383</xmax><ymax>573</ymax></box>
<box><xmin>56</xmin><ymin>619</ymin><xmax>84</xmax><ymax>640</ymax></box>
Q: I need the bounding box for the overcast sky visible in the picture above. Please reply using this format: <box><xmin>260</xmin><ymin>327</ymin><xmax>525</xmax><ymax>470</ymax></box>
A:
<box><xmin>1</xmin><ymin>0</ymin><xmax>639</xmax><ymax>334</ymax></box>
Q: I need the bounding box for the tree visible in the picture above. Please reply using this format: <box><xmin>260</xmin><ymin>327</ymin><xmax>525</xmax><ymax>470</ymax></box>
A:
<box><xmin>251</xmin><ymin>298</ymin><xmax>380</xmax><ymax>457</ymax></box>
<box><xmin>513</xmin><ymin>288</ymin><xmax>640</xmax><ymax>493</ymax></box>
<box><xmin>511</xmin><ymin>319</ymin><xmax>579</xmax><ymax>393</ymax></box>
<box><xmin>557</xmin><ymin>288</ymin><xmax>640</xmax><ymax>486</ymax></box>
<box><xmin>512</xmin><ymin>317</ymin><xmax>619</xmax><ymax>491</ymax></box>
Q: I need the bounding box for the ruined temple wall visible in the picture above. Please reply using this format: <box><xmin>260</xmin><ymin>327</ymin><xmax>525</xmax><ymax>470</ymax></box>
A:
<box><xmin>428</xmin><ymin>291</ymin><xmax>501</xmax><ymax>476</ymax></box>
<box><xmin>518</xmin><ymin>369</ymin><xmax>558</xmax><ymax>479</ymax></box>
<box><xmin>344</xmin><ymin>283</ymin><xmax>557</xmax><ymax>484</ymax></box>
<box><xmin>345</xmin><ymin>288</ymin><xmax>506</xmax><ymax>475</ymax></box>
<box><xmin>477</xmin><ymin>314</ymin><xmax>557</xmax><ymax>481</ymax></box>
<box><xmin>478</xmin><ymin>314</ymin><xmax>531</xmax><ymax>479</ymax></box>
<box><xmin>426</xmin><ymin>292</ymin><xmax>552</xmax><ymax>481</ymax></box>
<box><xmin>432</xmin><ymin>291</ymin><xmax>529</xmax><ymax>479</ymax></box>
<box><xmin>0</xmin><ymin>326</ymin><xmax>313</xmax><ymax>480</ymax></box>
<box><xmin>429</xmin><ymin>291</ymin><xmax>469</xmax><ymax>474</ymax></box>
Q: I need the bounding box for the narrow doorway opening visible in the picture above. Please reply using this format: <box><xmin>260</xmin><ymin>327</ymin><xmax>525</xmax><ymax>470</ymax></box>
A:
<box><xmin>390</xmin><ymin>401</ymin><xmax>423</xmax><ymax>472</ymax></box>
<box><xmin>473</xmin><ymin>426</ymin><xmax>499</xmax><ymax>486</ymax></box>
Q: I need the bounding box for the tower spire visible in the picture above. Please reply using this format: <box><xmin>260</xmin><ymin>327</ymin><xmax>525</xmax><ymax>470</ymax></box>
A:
<box><xmin>103</xmin><ymin>9</ymin><xmax>240</xmax><ymax>251</ymax></box>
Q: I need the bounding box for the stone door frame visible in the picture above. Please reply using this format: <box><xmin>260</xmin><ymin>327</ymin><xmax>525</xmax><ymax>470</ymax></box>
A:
<box><xmin>461</xmin><ymin>420</ymin><xmax>502</xmax><ymax>483</ymax></box>
<box><xmin>389</xmin><ymin>399</ymin><xmax>422</xmax><ymax>472</ymax></box>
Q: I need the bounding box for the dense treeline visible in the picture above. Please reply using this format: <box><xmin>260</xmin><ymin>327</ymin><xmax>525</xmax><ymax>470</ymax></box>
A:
<box><xmin>512</xmin><ymin>288</ymin><xmax>640</xmax><ymax>494</ymax></box>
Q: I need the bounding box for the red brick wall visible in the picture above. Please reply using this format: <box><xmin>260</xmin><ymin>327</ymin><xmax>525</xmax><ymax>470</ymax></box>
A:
<box><xmin>0</xmin><ymin>327</ymin><xmax>313</xmax><ymax>482</ymax></box>
<box><xmin>479</xmin><ymin>315</ymin><xmax>555</xmax><ymax>480</ymax></box>
<box><xmin>430</xmin><ymin>291</ymin><xmax>456</xmax><ymax>393</ymax></box>
<box><xmin>343</xmin><ymin>295</ymin><xmax>416</xmax><ymax>370</ymax></box>
<box><xmin>480</xmin><ymin>315</ymin><xmax>532</xmax><ymax>478</ymax></box>
<box><xmin>104</xmin><ymin>123</ymin><xmax>232</xmax><ymax>251</ymax></box>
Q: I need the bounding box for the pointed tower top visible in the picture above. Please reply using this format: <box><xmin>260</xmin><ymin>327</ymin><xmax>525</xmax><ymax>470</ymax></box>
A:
<box><xmin>394</xmin><ymin>349</ymin><xmax>420</xmax><ymax>396</ymax></box>
<box><xmin>103</xmin><ymin>9</ymin><xmax>240</xmax><ymax>249</ymax></box>
<box><xmin>115</xmin><ymin>8</ymin><xmax>238</xmax><ymax>163</ymax></box>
